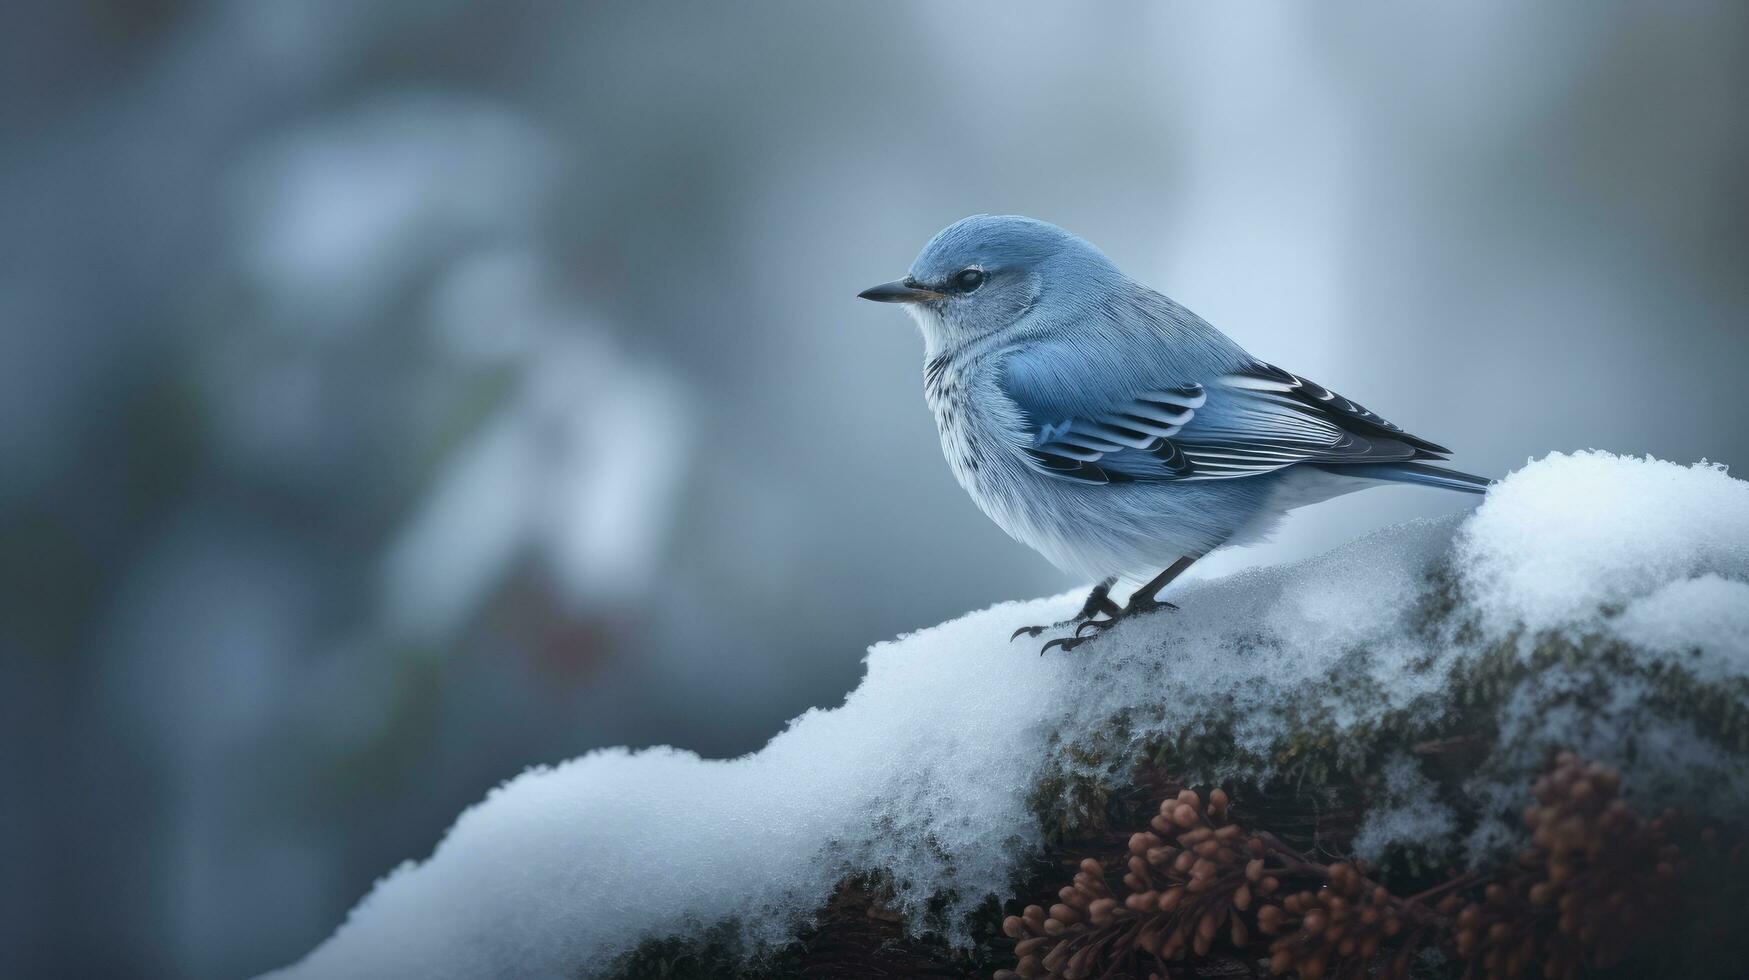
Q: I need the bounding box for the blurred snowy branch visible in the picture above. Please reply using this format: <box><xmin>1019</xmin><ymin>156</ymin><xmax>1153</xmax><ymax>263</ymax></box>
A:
<box><xmin>382</xmin><ymin>326</ymin><xmax>690</xmax><ymax>643</ymax></box>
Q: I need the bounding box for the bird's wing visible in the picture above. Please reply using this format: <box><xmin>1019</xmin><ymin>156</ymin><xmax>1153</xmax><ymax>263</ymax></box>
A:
<box><xmin>1000</xmin><ymin>353</ymin><xmax>1451</xmax><ymax>485</ymax></box>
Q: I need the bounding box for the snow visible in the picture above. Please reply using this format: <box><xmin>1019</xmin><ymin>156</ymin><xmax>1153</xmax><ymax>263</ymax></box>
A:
<box><xmin>270</xmin><ymin>452</ymin><xmax>1749</xmax><ymax>979</ymax></box>
<box><xmin>1456</xmin><ymin>452</ymin><xmax>1749</xmax><ymax>638</ymax></box>
<box><xmin>274</xmin><ymin>604</ymin><xmax>1076</xmax><ymax>979</ymax></box>
<box><xmin>1611</xmin><ymin>575</ymin><xmax>1749</xmax><ymax>681</ymax></box>
<box><xmin>1351</xmin><ymin>754</ymin><xmax>1456</xmax><ymax>866</ymax></box>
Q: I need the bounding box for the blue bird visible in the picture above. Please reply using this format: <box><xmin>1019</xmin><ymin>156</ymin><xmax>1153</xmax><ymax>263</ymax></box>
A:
<box><xmin>859</xmin><ymin>215</ymin><xmax>1489</xmax><ymax>652</ymax></box>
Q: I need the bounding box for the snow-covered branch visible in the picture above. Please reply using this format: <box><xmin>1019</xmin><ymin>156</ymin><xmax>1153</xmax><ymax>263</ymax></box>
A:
<box><xmin>268</xmin><ymin>452</ymin><xmax>1749</xmax><ymax>980</ymax></box>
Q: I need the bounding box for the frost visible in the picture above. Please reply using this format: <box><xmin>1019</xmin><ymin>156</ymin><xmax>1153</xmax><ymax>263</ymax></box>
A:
<box><xmin>1351</xmin><ymin>754</ymin><xmax>1456</xmax><ymax>866</ymax></box>
<box><xmin>269</xmin><ymin>453</ymin><xmax>1749</xmax><ymax>979</ymax></box>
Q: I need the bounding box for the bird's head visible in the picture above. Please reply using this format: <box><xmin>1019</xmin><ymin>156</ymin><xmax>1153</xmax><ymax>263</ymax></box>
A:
<box><xmin>859</xmin><ymin>214</ymin><xmax>1121</xmax><ymax>354</ymax></box>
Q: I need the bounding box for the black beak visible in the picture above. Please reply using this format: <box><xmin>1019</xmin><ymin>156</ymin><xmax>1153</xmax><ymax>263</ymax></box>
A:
<box><xmin>857</xmin><ymin>279</ymin><xmax>944</xmax><ymax>304</ymax></box>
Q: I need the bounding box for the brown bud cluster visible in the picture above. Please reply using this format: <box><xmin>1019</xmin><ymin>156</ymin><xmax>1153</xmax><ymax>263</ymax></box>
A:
<box><xmin>1257</xmin><ymin>860</ymin><xmax>1410</xmax><ymax>980</ymax></box>
<box><xmin>1123</xmin><ymin>788</ymin><xmax>1266</xmax><ymax>961</ymax></box>
<box><xmin>1450</xmin><ymin>752</ymin><xmax>1683</xmax><ymax>979</ymax></box>
<box><xmin>996</xmin><ymin>788</ymin><xmax>1279</xmax><ymax>979</ymax></box>
<box><xmin>998</xmin><ymin>755</ymin><xmax>1731</xmax><ymax>980</ymax></box>
<box><xmin>995</xmin><ymin>856</ymin><xmax>1120</xmax><ymax>980</ymax></box>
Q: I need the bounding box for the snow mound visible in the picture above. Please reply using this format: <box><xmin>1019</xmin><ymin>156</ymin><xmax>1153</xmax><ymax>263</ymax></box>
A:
<box><xmin>1457</xmin><ymin>452</ymin><xmax>1749</xmax><ymax>638</ymax></box>
<box><xmin>269</xmin><ymin>452</ymin><xmax>1749</xmax><ymax>980</ymax></box>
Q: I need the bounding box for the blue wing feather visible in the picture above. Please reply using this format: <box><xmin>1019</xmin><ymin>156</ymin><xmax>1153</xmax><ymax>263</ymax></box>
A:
<box><xmin>1001</xmin><ymin>344</ymin><xmax>1453</xmax><ymax>484</ymax></box>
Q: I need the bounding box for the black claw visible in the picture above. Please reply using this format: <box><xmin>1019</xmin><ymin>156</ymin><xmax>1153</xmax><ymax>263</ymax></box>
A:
<box><xmin>1010</xmin><ymin>625</ymin><xmax>1047</xmax><ymax>641</ymax></box>
<box><xmin>1040</xmin><ymin>635</ymin><xmax>1085</xmax><ymax>655</ymax></box>
<box><xmin>1074</xmin><ymin>618</ymin><xmax>1108</xmax><ymax>638</ymax></box>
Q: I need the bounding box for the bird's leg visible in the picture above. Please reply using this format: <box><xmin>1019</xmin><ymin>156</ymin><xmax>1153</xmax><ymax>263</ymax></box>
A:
<box><xmin>1010</xmin><ymin>577</ymin><xmax>1120</xmax><ymax>641</ymax></box>
<box><xmin>1041</xmin><ymin>556</ymin><xmax>1199</xmax><ymax>654</ymax></box>
<box><xmin>1084</xmin><ymin>556</ymin><xmax>1198</xmax><ymax>628</ymax></box>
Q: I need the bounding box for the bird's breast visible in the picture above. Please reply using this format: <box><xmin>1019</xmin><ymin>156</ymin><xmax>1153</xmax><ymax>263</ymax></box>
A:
<box><xmin>924</xmin><ymin>360</ymin><xmax>1028</xmax><ymax>508</ymax></box>
<box><xmin>927</xmin><ymin>377</ymin><xmax>980</xmax><ymax>486</ymax></box>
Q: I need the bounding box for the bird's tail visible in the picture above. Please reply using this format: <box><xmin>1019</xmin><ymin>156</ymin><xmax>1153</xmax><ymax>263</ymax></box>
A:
<box><xmin>1335</xmin><ymin>461</ymin><xmax>1492</xmax><ymax>495</ymax></box>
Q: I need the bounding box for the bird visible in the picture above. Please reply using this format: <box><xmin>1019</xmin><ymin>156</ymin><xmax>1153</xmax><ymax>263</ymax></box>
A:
<box><xmin>858</xmin><ymin>215</ymin><xmax>1489</xmax><ymax>653</ymax></box>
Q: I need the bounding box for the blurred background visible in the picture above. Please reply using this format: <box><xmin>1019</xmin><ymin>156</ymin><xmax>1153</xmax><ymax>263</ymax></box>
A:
<box><xmin>3</xmin><ymin>2</ymin><xmax>1746</xmax><ymax>976</ymax></box>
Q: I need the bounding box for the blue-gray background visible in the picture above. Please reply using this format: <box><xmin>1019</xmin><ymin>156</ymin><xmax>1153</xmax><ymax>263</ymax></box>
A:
<box><xmin>4</xmin><ymin>3</ymin><xmax>1746</xmax><ymax>977</ymax></box>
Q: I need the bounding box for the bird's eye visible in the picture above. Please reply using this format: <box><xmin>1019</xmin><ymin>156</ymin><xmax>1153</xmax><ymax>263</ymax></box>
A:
<box><xmin>952</xmin><ymin>268</ymin><xmax>986</xmax><ymax>293</ymax></box>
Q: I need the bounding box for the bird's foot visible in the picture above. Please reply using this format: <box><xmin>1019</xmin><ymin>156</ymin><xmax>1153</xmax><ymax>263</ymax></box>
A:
<box><xmin>1028</xmin><ymin>558</ymin><xmax>1196</xmax><ymax>655</ymax></box>
<box><xmin>1072</xmin><ymin>597</ymin><xmax>1177</xmax><ymax>637</ymax></box>
<box><xmin>1008</xmin><ymin>613</ymin><xmax>1100</xmax><ymax>642</ymax></box>
<box><xmin>1009</xmin><ymin>579</ymin><xmax>1120</xmax><ymax>643</ymax></box>
<box><xmin>1033</xmin><ymin>597</ymin><xmax>1180</xmax><ymax>654</ymax></box>
<box><xmin>1010</xmin><ymin>610</ymin><xmax>1113</xmax><ymax>652</ymax></box>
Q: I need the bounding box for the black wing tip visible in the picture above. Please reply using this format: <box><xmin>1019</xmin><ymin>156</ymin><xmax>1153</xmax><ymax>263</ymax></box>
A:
<box><xmin>1399</xmin><ymin>462</ymin><xmax>1492</xmax><ymax>492</ymax></box>
<box><xmin>1245</xmin><ymin>359</ymin><xmax>1457</xmax><ymax>459</ymax></box>
<box><xmin>1406</xmin><ymin>436</ymin><xmax>1453</xmax><ymax>458</ymax></box>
